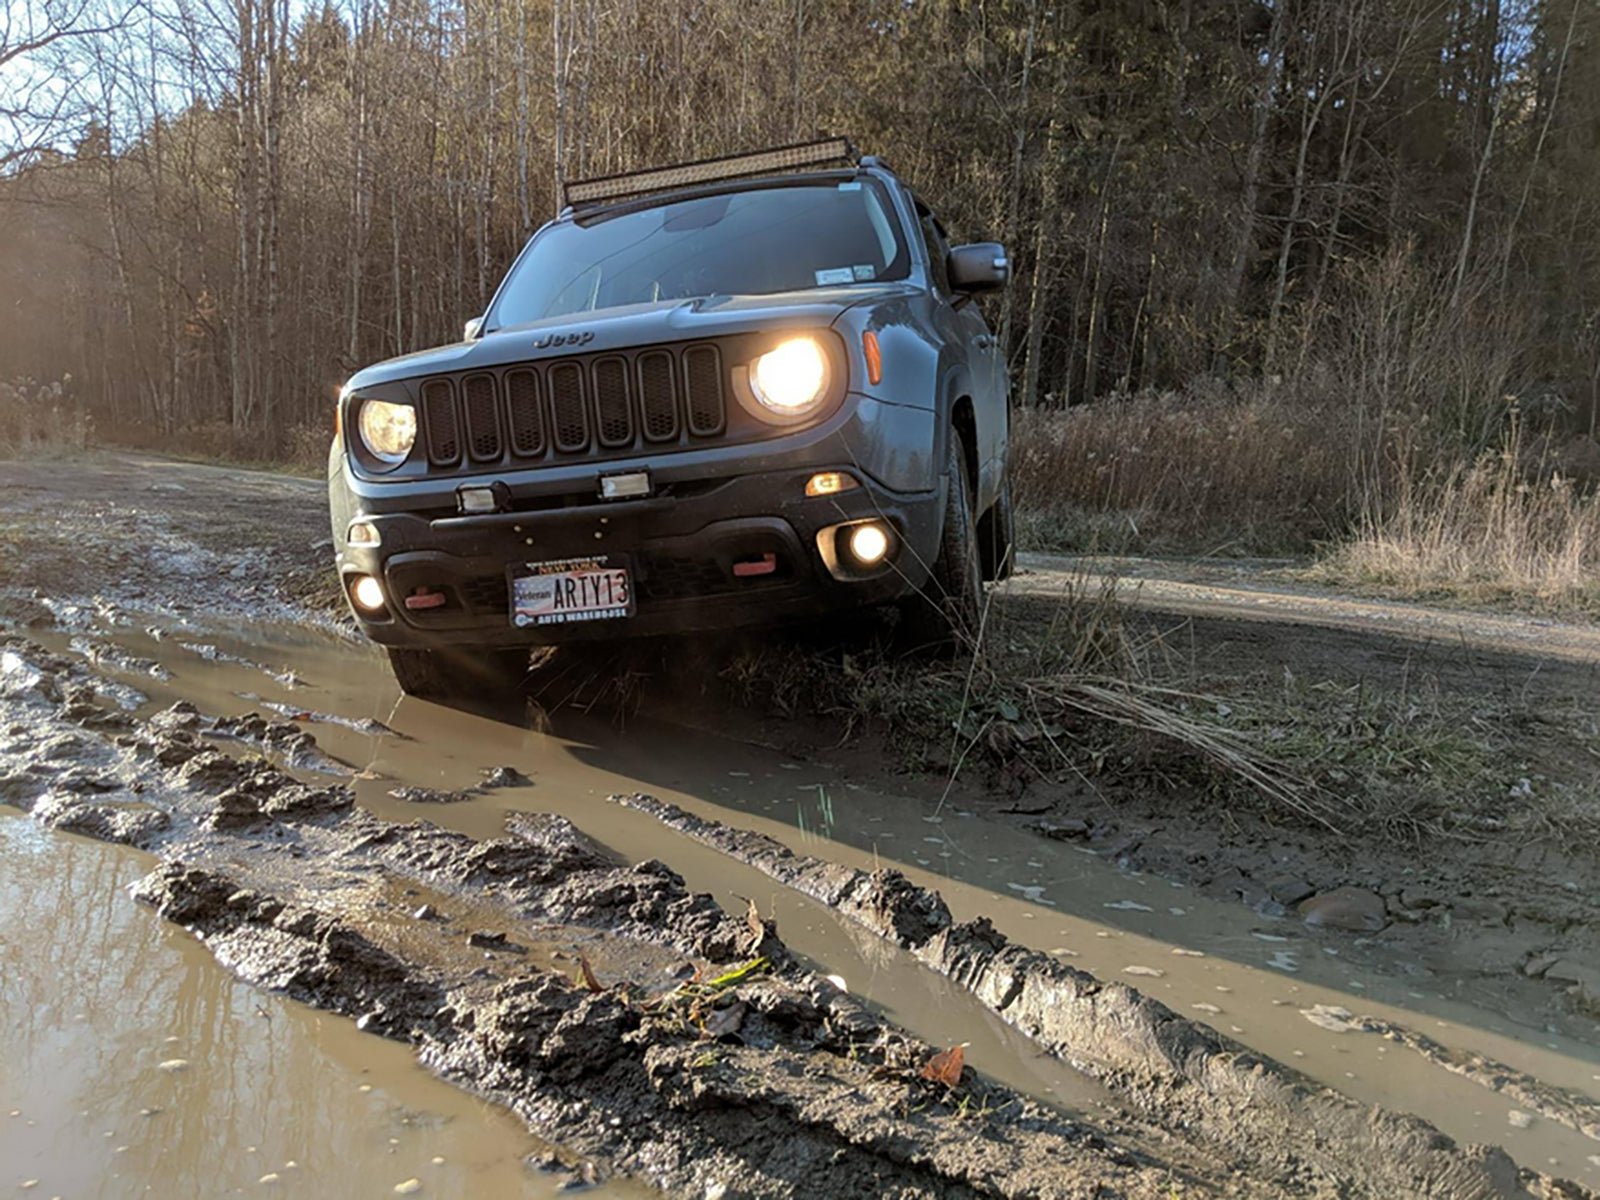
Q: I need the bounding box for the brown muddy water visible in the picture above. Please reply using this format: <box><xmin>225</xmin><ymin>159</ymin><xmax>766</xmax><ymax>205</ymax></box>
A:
<box><xmin>13</xmin><ymin>612</ymin><xmax>1600</xmax><ymax>1192</ymax></box>
<box><xmin>0</xmin><ymin>814</ymin><xmax>643</xmax><ymax>1199</ymax></box>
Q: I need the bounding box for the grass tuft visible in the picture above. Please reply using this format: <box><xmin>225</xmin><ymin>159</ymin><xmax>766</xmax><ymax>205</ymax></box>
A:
<box><xmin>1318</xmin><ymin>428</ymin><xmax>1600</xmax><ymax>614</ymax></box>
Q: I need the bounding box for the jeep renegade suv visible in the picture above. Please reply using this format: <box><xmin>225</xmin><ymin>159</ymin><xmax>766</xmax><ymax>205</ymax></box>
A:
<box><xmin>328</xmin><ymin>139</ymin><xmax>1014</xmax><ymax>698</ymax></box>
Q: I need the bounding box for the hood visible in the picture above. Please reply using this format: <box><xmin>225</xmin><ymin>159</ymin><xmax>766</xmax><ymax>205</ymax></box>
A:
<box><xmin>343</xmin><ymin>284</ymin><xmax>915</xmax><ymax>391</ymax></box>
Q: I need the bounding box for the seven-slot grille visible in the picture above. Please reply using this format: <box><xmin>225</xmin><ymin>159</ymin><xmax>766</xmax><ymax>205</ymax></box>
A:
<box><xmin>419</xmin><ymin>343</ymin><xmax>726</xmax><ymax>471</ymax></box>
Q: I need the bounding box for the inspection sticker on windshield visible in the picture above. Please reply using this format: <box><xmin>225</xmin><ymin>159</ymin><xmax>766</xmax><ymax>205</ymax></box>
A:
<box><xmin>815</xmin><ymin>267</ymin><xmax>856</xmax><ymax>286</ymax></box>
<box><xmin>509</xmin><ymin>555</ymin><xmax>633</xmax><ymax>627</ymax></box>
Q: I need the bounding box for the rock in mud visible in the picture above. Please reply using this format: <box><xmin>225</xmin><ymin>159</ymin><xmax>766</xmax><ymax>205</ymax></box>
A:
<box><xmin>1298</xmin><ymin>886</ymin><xmax>1389</xmax><ymax>932</ymax></box>
<box><xmin>1545</xmin><ymin>960</ymin><xmax>1600</xmax><ymax>1013</ymax></box>
<box><xmin>480</xmin><ymin>765</ymin><xmax>532</xmax><ymax>789</ymax></box>
<box><xmin>1266</xmin><ymin>875</ymin><xmax>1315</xmax><ymax>906</ymax></box>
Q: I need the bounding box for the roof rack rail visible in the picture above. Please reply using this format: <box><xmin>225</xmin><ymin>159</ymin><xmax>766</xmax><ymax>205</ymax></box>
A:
<box><xmin>563</xmin><ymin>136</ymin><xmax>858</xmax><ymax>210</ymax></box>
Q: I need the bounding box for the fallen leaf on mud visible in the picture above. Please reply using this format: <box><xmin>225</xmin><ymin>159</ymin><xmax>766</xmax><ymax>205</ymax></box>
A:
<box><xmin>156</xmin><ymin>1058</ymin><xmax>190</xmax><ymax>1072</ymax></box>
<box><xmin>920</xmin><ymin>1044</ymin><xmax>965</xmax><ymax>1088</ymax></box>
<box><xmin>1123</xmin><ymin>965</ymin><xmax>1165</xmax><ymax>978</ymax></box>
<box><xmin>702</xmin><ymin>1001</ymin><xmax>746</xmax><ymax>1039</ymax></box>
<box><xmin>1507</xmin><ymin>1110</ymin><xmax>1534</xmax><ymax>1129</ymax></box>
<box><xmin>393</xmin><ymin>1180</ymin><xmax>422</xmax><ymax>1195</ymax></box>
<box><xmin>578</xmin><ymin>956</ymin><xmax>605</xmax><ymax>993</ymax></box>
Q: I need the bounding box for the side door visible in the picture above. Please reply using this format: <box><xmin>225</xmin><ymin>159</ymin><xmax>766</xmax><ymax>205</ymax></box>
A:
<box><xmin>914</xmin><ymin>199</ymin><xmax>1004</xmax><ymax>511</ymax></box>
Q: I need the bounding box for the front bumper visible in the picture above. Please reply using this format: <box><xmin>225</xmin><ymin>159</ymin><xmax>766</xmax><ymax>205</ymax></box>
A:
<box><xmin>335</xmin><ymin>465</ymin><xmax>943</xmax><ymax>646</ymax></box>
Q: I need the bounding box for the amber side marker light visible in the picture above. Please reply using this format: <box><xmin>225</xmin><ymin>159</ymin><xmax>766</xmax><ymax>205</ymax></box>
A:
<box><xmin>862</xmin><ymin>331</ymin><xmax>883</xmax><ymax>385</ymax></box>
<box><xmin>806</xmin><ymin>471</ymin><xmax>859</xmax><ymax>498</ymax></box>
<box><xmin>347</xmin><ymin>520</ymin><xmax>380</xmax><ymax>547</ymax></box>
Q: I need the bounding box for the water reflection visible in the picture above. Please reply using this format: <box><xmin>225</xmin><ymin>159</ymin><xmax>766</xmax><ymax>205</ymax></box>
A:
<box><xmin>0</xmin><ymin>816</ymin><xmax>638</xmax><ymax>1199</ymax></box>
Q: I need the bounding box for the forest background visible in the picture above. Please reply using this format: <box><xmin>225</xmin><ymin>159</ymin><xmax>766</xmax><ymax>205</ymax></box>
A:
<box><xmin>4</xmin><ymin>0</ymin><xmax>1598</xmax><ymax>599</ymax></box>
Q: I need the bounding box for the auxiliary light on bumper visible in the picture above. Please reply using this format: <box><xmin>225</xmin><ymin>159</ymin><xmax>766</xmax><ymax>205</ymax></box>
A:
<box><xmin>350</xmin><ymin>574</ymin><xmax>386</xmax><ymax>612</ymax></box>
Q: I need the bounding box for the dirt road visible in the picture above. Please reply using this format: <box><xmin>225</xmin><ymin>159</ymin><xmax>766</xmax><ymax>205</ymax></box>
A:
<box><xmin>2</xmin><ymin>454</ymin><xmax>1598</xmax><ymax>1198</ymax></box>
<box><xmin>1016</xmin><ymin>550</ymin><xmax>1600</xmax><ymax>685</ymax></box>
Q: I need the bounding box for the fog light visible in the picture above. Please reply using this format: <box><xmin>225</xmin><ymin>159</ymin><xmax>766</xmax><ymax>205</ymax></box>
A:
<box><xmin>350</xmin><ymin>574</ymin><xmax>386</xmax><ymax>612</ymax></box>
<box><xmin>599</xmin><ymin>470</ymin><xmax>652</xmax><ymax>500</ymax></box>
<box><xmin>847</xmin><ymin>523</ymin><xmax>891</xmax><ymax>566</ymax></box>
<box><xmin>457</xmin><ymin>484</ymin><xmax>506</xmax><ymax>514</ymax></box>
<box><xmin>805</xmin><ymin>471</ymin><xmax>859</xmax><ymax>498</ymax></box>
<box><xmin>347</xmin><ymin>520</ymin><xmax>380</xmax><ymax>547</ymax></box>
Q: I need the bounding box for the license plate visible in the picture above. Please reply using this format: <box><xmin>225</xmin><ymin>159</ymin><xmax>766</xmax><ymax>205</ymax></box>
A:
<box><xmin>508</xmin><ymin>556</ymin><xmax>634</xmax><ymax>627</ymax></box>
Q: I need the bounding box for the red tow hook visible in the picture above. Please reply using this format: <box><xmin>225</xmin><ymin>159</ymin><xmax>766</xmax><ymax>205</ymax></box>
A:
<box><xmin>403</xmin><ymin>588</ymin><xmax>448</xmax><ymax>610</ymax></box>
<box><xmin>732</xmin><ymin>553</ymin><xmax>778</xmax><ymax>578</ymax></box>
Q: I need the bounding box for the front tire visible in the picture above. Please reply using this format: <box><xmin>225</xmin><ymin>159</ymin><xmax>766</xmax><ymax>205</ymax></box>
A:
<box><xmin>385</xmin><ymin>646</ymin><xmax>528</xmax><ymax>700</ymax></box>
<box><xmin>898</xmin><ymin>428</ymin><xmax>982</xmax><ymax>653</ymax></box>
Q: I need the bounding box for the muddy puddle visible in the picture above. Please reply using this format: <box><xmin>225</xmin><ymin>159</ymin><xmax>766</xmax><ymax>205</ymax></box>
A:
<box><xmin>0</xmin><ymin>814</ymin><xmax>644</xmax><ymax>1199</ymax></box>
<box><xmin>19</xmin><ymin>613</ymin><xmax>1600</xmax><ymax>1190</ymax></box>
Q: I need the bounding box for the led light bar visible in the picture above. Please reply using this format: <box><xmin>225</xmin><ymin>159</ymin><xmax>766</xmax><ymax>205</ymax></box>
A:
<box><xmin>564</xmin><ymin>137</ymin><xmax>856</xmax><ymax>209</ymax></box>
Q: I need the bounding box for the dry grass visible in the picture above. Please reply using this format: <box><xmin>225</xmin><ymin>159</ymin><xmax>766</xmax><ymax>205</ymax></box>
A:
<box><xmin>1011</xmin><ymin>387</ymin><xmax>1357</xmax><ymax>556</ymax></box>
<box><xmin>0</xmin><ymin>377</ymin><xmax>93</xmax><ymax>455</ymax></box>
<box><xmin>1319</xmin><ymin>433</ymin><xmax>1600</xmax><ymax>614</ymax></box>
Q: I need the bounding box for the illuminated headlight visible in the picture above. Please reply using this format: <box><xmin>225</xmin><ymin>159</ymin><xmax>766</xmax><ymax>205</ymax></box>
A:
<box><xmin>356</xmin><ymin>399</ymin><xmax>417</xmax><ymax>465</ymax></box>
<box><xmin>749</xmin><ymin>337</ymin><xmax>828</xmax><ymax>415</ymax></box>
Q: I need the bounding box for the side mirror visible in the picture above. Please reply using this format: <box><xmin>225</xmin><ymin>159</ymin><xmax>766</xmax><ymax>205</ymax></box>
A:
<box><xmin>463</xmin><ymin>316</ymin><xmax>485</xmax><ymax>341</ymax></box>
<box><xmin>948</xmin><ymin>243</ymin><xmax>1010</xmax><ymax>294</ymax></box>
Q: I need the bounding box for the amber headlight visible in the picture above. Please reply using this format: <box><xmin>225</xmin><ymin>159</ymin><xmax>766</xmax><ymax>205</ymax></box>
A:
<box><xmin>749</xmin><ymin>337</ymin><xmax>828</xmax><ymax>415</ymax></box>
<box><xmin>356</xmin><ymin>399</ymin><xmax>417</xmax><ymax>465</ymax></box>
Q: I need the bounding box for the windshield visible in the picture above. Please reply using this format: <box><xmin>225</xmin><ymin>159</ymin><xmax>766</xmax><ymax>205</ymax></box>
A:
<box><xmin>488</xmin><ymin>179</ymin><xmax>910</xmax><ymax>327</ymax></box>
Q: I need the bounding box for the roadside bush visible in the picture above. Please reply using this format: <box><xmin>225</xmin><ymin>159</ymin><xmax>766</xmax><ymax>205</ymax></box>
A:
<box><xmin>1320</xmin><ymin>427</ymin><xmax>1600</xmax><ymax>612</ymax></box>
<box><xmin>1011</xmin><ymin>386</ymin><xmax>1357</xmax><ymax>556</ymax></box>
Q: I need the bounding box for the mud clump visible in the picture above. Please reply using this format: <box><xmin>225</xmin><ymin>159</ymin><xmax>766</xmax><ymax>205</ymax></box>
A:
<box><xmin>389</xmin><ymin>785</ymin><xmax>474</xmax><ymax>805</ymax></box>
<box><xmin>33</xmin><ymin>793</ymin><xmax>171</xmax><ymax>846</ymax></box>
<box><xmin>480</xmin><ymin>765</ymin><xmax>532</xmax><ymax>789</ymax></box>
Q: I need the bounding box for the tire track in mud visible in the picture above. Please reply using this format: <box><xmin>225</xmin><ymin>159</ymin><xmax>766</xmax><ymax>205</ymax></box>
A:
<box><xmin>0</xmin><ymin>633</ymin><xmax>1296</xmax><ymax>1199</ymax></box>
<box><xmin>609</xmin><ymin>792</ymin><xmax>1597</xmax><ymax>1199</ymax></box>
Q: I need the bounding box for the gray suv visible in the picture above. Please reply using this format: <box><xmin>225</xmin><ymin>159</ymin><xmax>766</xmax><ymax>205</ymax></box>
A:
<box><xmin>328</xmin><ymin>139</ymin><xmax>1013</xmax><ymax>698</ymax></box>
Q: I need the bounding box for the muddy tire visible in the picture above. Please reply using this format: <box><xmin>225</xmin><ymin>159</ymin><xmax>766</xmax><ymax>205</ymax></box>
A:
<box><xmin>898</xmin><ymin>429</ymin><xmax>982</xmax><ymax>654</ymax></box>
<box><xmin>385</xmin><ymin>646</ymin><xmax>528</xmax><ymax>700</ymax></box>
<box><xmin>980</xmin><ymin>474</ymin><xmax>1015</xmax><ymax>583</ymax></box>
